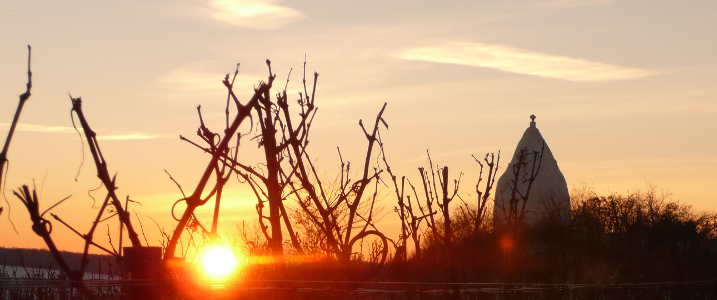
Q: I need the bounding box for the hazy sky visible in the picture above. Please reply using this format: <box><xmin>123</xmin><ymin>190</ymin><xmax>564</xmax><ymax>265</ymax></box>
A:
<box><xmin>1</xmin><ymin>0</ymin><xmax>716</xmax><ymax>252</ymax></box>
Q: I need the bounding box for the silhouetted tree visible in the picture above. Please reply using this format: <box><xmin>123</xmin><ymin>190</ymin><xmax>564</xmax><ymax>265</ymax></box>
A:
<box><xmin>183</xmin><ymin>60</ymin><xmax>320</xmax><ymax>256</ymax></box>
<box><xmin>1</xmin><ymin>45</ymin><xmax>32</xmax><ymax>215</ymax></box>
<box><xmin>500</xmin><ymin>144</ymin><xmax>545</xmax><ymax>228</ymax></box>
<box><xmin>471</xmin><ymin>152</ymin><xmax>500</xmax><ymax>229</ymax></box>
<box><xmin>14</xmin><ymin>185</ymin><xmax>99</xmax><ymax>299</ymax></box>
<box><xmin>69</xmin><ymin>96</ymin><xmax>142</xmax><ymax>249</ymax></box>
<box><xmin>165</xmin><ymin>61</ymin><xmax>273</xmax><ymax>259</ymax></box>
<box><xmin>415</xmin><ymin>151</ymin><xmax>461</xmax><ymax>245</ymax></box>
<box><xmin>225</xmin><ymin>62</ymin><xmax>315</xmax><ymax>256</ymax></box>
<box><xmin>287</xmin><ymin>101</ymin><xmax>389</xmax><ymax>262</ymax></box>
<box><xmin>381</xmin><ymin>141</ymin><xmax>437</xmax><ymax>260</ymax></box>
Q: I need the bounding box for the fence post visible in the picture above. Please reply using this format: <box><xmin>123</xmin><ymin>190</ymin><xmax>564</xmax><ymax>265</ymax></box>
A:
<box><xmin>123</xmin><ymin>247</ymin><xmax>162</xmax><ymax>299</ymax></box>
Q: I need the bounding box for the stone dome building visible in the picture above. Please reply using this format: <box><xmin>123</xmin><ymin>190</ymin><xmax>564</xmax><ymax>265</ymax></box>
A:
<box><xmin>493</xmin><ymin>115</ymin><xmax>570</xmax><ymax>226</ymax></box>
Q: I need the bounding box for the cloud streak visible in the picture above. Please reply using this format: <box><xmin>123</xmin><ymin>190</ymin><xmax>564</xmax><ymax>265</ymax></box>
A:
<box><xmin>98</xmin><ymin>133</ymin><xmax>163</xmax><ymax>141</ymax></box>
<box><xmin>0</xmin><ymin>123</ymin><xmax>164</xmax><ymax>141</ymax></box>
<box><xmin>160</xmin><ymin>67</ymin><xmax>263</xmax><ymax>93</ymax></box>
<box><xmin>209</xmin><ymin>0</ymin><xmax>304</xmax><ymax>29</ymax></box>
<box><xmin>395</xmin><ymin>42</ymin><xmax>655</xmax><ymax>82</ymax></box>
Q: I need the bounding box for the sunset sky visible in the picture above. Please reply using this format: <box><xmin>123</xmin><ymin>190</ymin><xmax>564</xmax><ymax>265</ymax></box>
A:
<box><xmin>1</xmin><ymin>0</ymin><xmax>716</xmax><ymax>252</ymax></box>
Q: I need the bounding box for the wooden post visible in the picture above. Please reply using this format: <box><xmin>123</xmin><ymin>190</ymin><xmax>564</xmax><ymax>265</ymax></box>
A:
<box><xmin>123</xmin><ymin>247</ymin><xmax>162</xmax><ymax>299</ymax></box>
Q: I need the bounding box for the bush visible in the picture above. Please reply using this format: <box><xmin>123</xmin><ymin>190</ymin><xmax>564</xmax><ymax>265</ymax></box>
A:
<box><xmin>385</xmin><ymin>189</ymin><xmax>717</xmax><ymax>283</ymax></box>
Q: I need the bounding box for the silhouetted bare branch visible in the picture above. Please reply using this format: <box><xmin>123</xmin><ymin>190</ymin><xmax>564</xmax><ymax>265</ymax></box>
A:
<box><xmin>69</xmin><ymin>96</ymin><xmax>142</xmax><ymax>248</ymax></box>
<box><xmin>0</xmin><ymin>45</ymin><xmax>32</xmax><ymax>190</ymax></box>
<box><xmin>502</xmin><ymin>143</ymin><xmax>545</xmax><ymax>227</ymax></box>
<box><xmin>472</xmin><ymin>151</ymin><xmax>500</xmax><ymax>229</ymax></box>
<box><xmin>164</xmin><ymin>60</ymin><xmax>273</xmax><ymax>259</ymax></box>
<box><xmin>14</xmin><ymin>184</ymin><xmax>96</xmax><ymax>299</ymax></box>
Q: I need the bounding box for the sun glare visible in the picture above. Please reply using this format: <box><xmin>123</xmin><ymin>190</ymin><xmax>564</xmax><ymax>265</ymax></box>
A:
<box><xmin>199</xmin><ymin>244</ymin><xmax>239</xmax><ymax>281</ymax></box>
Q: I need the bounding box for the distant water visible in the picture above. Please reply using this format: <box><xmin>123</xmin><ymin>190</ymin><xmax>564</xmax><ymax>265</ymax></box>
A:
<box><xmin>0</xmin><ymin>265</ymin><xmax>120</xmax><ymax>280</ymax></box>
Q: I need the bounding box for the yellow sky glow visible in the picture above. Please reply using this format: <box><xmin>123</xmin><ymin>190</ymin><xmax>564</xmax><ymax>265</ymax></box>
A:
<box><xmin>1</xmin><ymin>0</ymin><xmax>715</xmax><ymax>253</ymax></box>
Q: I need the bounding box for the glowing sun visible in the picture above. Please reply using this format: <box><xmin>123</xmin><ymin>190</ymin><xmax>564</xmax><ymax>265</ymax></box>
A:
<box><xmin>199</xmin><ymin>244</ymin><xmax>239</xmax><ymax>280</ymax></box>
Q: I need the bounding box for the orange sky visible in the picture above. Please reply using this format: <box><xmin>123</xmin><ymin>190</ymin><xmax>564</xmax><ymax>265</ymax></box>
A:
<box><xmin>1</xmin><ymin>0</ymin><xmax>716</xmax><ymax>253</ymax></box>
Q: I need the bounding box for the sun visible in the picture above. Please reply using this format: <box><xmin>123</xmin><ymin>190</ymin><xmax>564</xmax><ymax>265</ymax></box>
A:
<box><xmin>199</xmin><ymin>244</ymin><xmax>239</xmax><ymax>281</ymax></box>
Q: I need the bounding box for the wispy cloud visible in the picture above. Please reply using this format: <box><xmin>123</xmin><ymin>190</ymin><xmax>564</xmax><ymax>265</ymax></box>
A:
<box><xmin>160</xmin><ymin>67</ymin><xmax>264</xmax><ymax>93</ymax></box>
<box><xmin>209</xmin><ymin>0</ymin><xmax>304</xmax><ymax>29</ymax></box>
<box><xmin>98</xmin><ymin>133</ymin><xmax>163</xmax><ymax>141</ymax></box>
<box><xmin>4</xmin><ymin>123</ymin><xmax>76</xmax><ymax>134</ymax></box>
<box><xmin>395</xmin><ymin>42</ymin><xmax>655</xmax><ymax>82</ymax></box>
<box><xmin>0</xmin><ymin>123</ymin><xmax>164</xmax><ymax>141</ymax></box>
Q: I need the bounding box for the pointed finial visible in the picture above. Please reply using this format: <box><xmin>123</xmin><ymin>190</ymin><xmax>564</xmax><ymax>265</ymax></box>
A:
<box><xmin>530</xmin><ymin>114</ymin><xmax>536</xmax><ymax>127</ymax></box>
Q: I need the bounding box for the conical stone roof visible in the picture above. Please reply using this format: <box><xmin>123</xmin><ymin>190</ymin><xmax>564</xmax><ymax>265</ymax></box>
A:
<box><xmin>493</xmin><ymin>115</ymin><xmax>570</xmax><ymax>226</ymax></box>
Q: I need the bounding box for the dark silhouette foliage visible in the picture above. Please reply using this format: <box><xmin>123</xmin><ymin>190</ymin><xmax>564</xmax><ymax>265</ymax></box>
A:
<box><xmin>387</xmin><ymin>189</ymin><xmax>717</xmax><ymax>283</ymax></box>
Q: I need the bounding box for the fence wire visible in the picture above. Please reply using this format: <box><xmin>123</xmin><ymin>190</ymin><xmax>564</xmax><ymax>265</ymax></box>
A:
<box><xmin>1</xmin><ymin>278</ymin><xmax>716</xmax><ymax>300</ymax></box>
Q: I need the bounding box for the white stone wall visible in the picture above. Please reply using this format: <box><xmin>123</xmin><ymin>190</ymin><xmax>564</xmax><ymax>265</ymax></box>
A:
<box><xmin>493</xmin><ymin>119</ymin><xmax>570</xmax><ymax>226</ymax></box>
